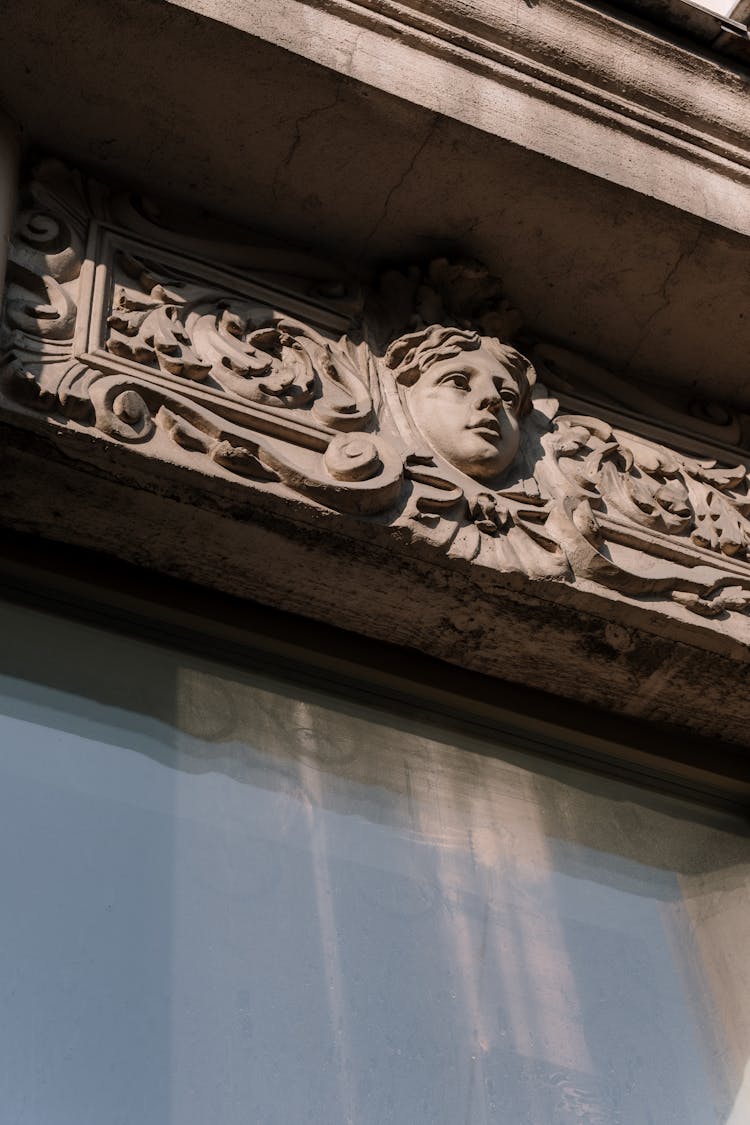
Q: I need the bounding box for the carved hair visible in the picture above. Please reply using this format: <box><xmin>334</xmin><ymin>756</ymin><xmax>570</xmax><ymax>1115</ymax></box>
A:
<box><xmin>384</xmin><ymin>326</ymin><xmax>536</xmax><ymax>416</ymax></box>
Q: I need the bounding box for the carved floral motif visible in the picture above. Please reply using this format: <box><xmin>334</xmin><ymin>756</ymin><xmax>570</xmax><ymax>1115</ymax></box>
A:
<box><xmin>106</xmin><ymin>252</ymin><xmax>372</xmax><ymax>428</ymax></box>
<box><xmin>4</xmin><ymin>160</ymin><xmax>750</xmax><ymax>620</ymax></box>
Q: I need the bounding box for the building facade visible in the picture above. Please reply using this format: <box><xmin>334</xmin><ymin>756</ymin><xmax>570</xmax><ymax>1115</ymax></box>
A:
<box><xmin>0</xmin><ymin>0</ymin><xmax>749</xmax><ymax>1121</ymax></box>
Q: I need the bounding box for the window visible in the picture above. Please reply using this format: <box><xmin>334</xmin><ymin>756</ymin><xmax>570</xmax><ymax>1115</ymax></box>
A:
<box><xmin>1</xmin><ymin>595</ymin><xmax>748</xmax><ymax>1124</ymax></box>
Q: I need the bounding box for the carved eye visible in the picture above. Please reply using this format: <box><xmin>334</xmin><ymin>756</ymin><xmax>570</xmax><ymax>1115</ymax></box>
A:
<box><xmin>500</xmin><ymin>388</ymin><xmax>519</xmax><ymax>410</ymax></box>
<box><xmin>441</xmin><ymin>372</ymin><xmax>470</xmax><ymax>391</ymax></box>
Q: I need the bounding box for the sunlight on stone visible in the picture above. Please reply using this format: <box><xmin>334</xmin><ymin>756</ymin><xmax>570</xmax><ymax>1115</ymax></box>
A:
<box><xmin>694</xmin><ymin>0</ymin><xmax>742</xmax><ymax>15</ymax></box>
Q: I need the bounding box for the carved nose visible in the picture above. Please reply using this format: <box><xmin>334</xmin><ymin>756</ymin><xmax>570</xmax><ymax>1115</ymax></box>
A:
<box><xmin>479</xmin><ymin>392</ymin><xmax>502</xmax><ymax>412</ymax></box>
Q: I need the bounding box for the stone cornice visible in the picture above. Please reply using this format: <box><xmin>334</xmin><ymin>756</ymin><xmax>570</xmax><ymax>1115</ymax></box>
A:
<box><xmin>171</xmin><ymin>0</ymin><xmax>750</xmax><ymax>235</ymax></box>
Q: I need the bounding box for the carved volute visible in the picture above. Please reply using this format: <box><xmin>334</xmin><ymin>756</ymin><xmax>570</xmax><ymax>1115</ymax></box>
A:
<box><xmin>5</xmin><ymin>160</ymin><xmax>750</xmax><ymax>628</ymax></box>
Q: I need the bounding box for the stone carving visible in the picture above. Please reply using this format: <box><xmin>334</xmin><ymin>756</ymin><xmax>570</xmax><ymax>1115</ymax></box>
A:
<box><xmin>5</xmin><ymin>159</ymin><xmax>750</xmax><ymax>623</ymax></box>
<box><xmin>533</xmin><ymin>341</ymin><xmax>750</xmax><ymax>452</ymax></box>
<box><xmin>105</xmin><ymin>252</ymin><xmax>372</xmax><ymax>425</ymax></box>
<box><xmin>385</xmin><ymin>327</ymin><xmax>533</xmax><ymax>483</ymax></box>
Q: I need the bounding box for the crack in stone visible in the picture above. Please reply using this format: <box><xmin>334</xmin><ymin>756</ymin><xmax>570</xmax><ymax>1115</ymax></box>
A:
<box><xmin>339</xmin><ymin>27</ymin><xmax>366</xmax><ymax>75</ymax></box>
<box><xmin>625</xmin><ymin>224</ymin><xmax>704</xmax><ymax>371</ymax></box>
<box><xmin>272</xmin><ymin>81</ymin><xmax>344</xmax><ymax>201</ymax></box>
<box><xmin>360</xmin><ymin>113</ymin><xmax>441</xmax><ymax>253</ymax></box>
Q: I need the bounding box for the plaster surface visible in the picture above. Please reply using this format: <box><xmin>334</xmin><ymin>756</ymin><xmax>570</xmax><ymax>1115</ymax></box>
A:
<box><xmin>169</xmin><ymin>0</ymin><xmax>750</xmax><ymax>230</ymax></box>
<box><xmin>1</xmin><ymin>0</ymin><xmax>750</xmax><ymax>410</ymax></box>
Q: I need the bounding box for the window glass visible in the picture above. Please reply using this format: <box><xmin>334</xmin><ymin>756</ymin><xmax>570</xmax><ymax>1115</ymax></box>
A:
<box><xmin>0</xmin><ymin>598</ymin><xmax>748</xmax><ymax>1124</ymax></box>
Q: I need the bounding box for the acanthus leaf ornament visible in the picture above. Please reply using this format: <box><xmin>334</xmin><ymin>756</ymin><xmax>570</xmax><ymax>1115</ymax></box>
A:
<box><xmin>104</xmin><ymin>251</ymin><xmax>372</xmax><ymax>426</ymax></box>
<box><xmin>5</xmin><ymin>159</ymin><xmax>750</xmax><ymax>628</ymax></box>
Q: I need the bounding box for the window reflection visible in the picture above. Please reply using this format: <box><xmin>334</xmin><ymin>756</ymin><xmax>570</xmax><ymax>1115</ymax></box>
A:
<box><xmin>0</xmin><ymin>600</ymin><xmax>748</xmax><ymax>1124</ymax></box>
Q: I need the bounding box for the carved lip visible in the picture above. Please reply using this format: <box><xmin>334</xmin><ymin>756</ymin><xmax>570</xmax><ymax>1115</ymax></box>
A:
<box><xmin>468</xmin><ymin>417</ymin><xmax>502</xmax><ymax>440</ymax></box>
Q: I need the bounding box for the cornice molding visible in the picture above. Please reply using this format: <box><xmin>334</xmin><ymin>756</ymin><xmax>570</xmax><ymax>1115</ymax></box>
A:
<box><xmin>170</xmin><ymin>0</ymin><xmax>750</xmax><ymax>235</ymax></box>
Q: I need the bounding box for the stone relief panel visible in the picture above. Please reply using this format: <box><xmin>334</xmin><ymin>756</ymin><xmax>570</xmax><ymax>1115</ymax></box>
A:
<box><xmin>4</xmin><ymin>160</ymin><xmax>750</xmax><ymax>623</ymax></box>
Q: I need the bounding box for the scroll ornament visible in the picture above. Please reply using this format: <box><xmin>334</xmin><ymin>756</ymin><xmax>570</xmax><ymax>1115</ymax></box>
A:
<box><xmin>4</xmin><ymin>161</ymin><xmax>750</xmax><ymax>618</ymax></box>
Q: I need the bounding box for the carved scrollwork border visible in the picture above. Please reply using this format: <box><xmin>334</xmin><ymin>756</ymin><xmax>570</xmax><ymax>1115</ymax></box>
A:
<box><xmin>5</xmin><ymin>160</ymin><xmax>750</xmax><ymax>641</ymax></box>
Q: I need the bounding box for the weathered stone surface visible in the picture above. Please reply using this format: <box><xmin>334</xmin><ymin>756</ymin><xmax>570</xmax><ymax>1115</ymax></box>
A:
<box><xmin>4</xmin><ymin>419</ymin><xmax>750</xmax><ymax>750</ymax></box>
<box><xmin>2</xmin><ymin>0</ymin><xmax>750</xmax><ymax>408</ymax></box>
<box><xmin>171</xmin><ymin>0</ymin><xmax>750</xmax><ymax>234</ymax></box>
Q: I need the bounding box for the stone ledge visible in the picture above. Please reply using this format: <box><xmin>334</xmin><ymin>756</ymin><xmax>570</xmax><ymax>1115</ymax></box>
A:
<box><xmin>169</xmin><ymin>0</ymin><xmax>750</xmax><ymax>236</ymax></box>
<box><xmin>2</xmin><ymin>523</ymin><xmax>749</xmax><ymax>807</ymax></box>
<box><xmin>3</xmin><ymin>3</ymin><xmax>750</xmax><ymax>402</ymax></box>
<box><xmin>3</xmin><ymin>419</ymin><xmax>750</xmax><ymax>750</ymax></box>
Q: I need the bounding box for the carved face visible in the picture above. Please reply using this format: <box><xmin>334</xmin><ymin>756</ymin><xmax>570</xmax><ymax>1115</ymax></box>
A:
<box><xmin>406</xmin><ymin>348</ymin><xmax>524</xmax><ymax>483</ymax></box>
